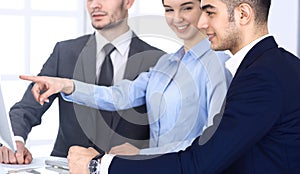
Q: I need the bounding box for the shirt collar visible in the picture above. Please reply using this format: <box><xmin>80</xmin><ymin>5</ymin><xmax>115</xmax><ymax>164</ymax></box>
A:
<box><xmin>225</xmin><ymin>34</ymin><xmax>271</xmax><ymax>77</ymax></box>
<box><xmin>95</xmin><ymin>29</ymin><xmax>133</xmax><ymax>56</ymax></box>
<box><xmin>169</xmin><ymin>38</ymin><xmax>211</xmax><ymax>62</ymax></box>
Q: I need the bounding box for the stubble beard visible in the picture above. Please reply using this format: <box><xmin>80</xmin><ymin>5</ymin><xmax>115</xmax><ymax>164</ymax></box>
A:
<box><xmin>92</xmin><ymin>0</ymin><xmax>126</xmax><ymax>31</ymax></box>
<box><xmin>92</xmin><ymin>19</ymin><xmax>124</xmax><ymax>31</ymax></box>
<box><xmin>212</xmin><ymin>21</ymin><xmax>240</xmax><ymax>52</ymax></box>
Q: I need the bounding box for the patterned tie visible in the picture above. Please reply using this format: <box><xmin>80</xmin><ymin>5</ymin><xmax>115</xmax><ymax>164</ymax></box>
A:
<box><xmin>98</xmin><ymin>43</ymin><xmax>116</xmax><ymax>86</ymax></box>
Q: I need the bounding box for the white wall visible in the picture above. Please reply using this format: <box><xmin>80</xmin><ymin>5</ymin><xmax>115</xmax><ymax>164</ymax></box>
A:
<box><xmin>128</xmin><ymin>0</ymin><xmax>182</xmax><ymax>53</ymax></box>
<box><xmin>269</xmin><ymin>0</ymin><xmax>299</xmax><ymax>57</ymax></box>
<box><xmin>0</xmin><ymin>0</ymin><xmax>86</xmax><ymax>157</ymax></box>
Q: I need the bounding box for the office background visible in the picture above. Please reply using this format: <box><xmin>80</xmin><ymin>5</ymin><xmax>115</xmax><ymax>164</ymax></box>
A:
<box><xmin>0</xmin><ymin>0</ymin><xmax>299</xmax><ymax>157</ymax></box>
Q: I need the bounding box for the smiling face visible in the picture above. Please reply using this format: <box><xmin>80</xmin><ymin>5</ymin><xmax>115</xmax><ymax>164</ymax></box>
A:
<box><xmin>198</xmin><ymin>0</ymin><xmax>241</xmax><ymax>53</ymax></box>
<box><xmin>86</xmin><ymin>0</ymin><xmax>133</xmax><ymax>30</ymax></box>
<box><xmin>164</xmin><ymin>0</ymin><xmax>204</xmax><ymax>46</ymax></box>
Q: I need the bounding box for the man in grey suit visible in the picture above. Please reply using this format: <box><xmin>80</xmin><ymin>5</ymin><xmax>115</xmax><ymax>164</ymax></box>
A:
<box><xmin>0</xmin><ymin>0</ymin><xmax>164</xmax><ymax>164</ymax></box>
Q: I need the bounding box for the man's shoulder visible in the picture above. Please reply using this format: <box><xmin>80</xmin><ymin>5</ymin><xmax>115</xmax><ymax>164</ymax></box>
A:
<box><xmin>58</xmin><ymin>34</ymin><xmax>93</xmax><ymax>45</ymax></box>
<box><xmin>130</xmin><ymin>35</ymin><xmax>165</xmax><ymax>53</ymax></box>
<box><xmin>50</xmin><ymin>34</ymin><xmax>95</xmax><ymax>54</ymax></box>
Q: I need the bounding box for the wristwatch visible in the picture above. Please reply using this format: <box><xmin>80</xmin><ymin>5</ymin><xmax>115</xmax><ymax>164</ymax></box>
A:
<box><xmin>88</xmin><ymin>152</ymin><xmax>105</xmax><ymax>174</ymax></box>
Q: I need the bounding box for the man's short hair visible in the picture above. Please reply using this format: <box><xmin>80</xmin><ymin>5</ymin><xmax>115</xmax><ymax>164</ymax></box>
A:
<box><xmin>162</xmin><ymin>0</ymin><xmax>201</xmax><ymax>5</ymax></box>
<box><xmin>220</xmin><ymin>0</ymin><xmax>271</xmax><ymax>24</ymax></box>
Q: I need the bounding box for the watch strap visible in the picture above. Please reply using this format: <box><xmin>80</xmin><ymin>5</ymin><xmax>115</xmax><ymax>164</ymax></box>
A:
<box><xmin>92</xmin><ymin>144</ymin><xmax>105</xmax><ymax>158</ymax></box>
<box><xmin>92</xmin><ymin>151</ymin><xmax>105</xmax><ymax>161</ymax></box>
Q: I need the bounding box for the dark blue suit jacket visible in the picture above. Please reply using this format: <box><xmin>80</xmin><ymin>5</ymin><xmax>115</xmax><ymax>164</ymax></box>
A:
<box><xmin>9</xmin><ymin>33</ymin><xmax>165</xmax><ymax>157</ymax></box>
<box><xmin>109</xmin><ymin>37</ymin><xmax>300</xmax><ymax>174</ymax></box>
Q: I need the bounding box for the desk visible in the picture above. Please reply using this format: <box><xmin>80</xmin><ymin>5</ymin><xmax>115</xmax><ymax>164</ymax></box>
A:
<box><xmin>0</xmin><ymin>157</ymin><xmax>69</xmax><ymax>174</ymax></box>
<box><xmin>7</xmin><ymin>168</ymin><xmax>60</xmax><ymax>174</ymax></box>
<box><xmin>0</xmin><ymin>166</ymin><xmax>59</xmax><ymax>174</ymax></box>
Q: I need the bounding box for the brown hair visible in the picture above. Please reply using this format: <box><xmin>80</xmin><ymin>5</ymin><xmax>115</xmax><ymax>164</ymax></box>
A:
<box><xmin>220</xmin><ymin>0</ymin><xmax>271</xmax><ymax>24</ymax></box>
<box><xmin>162</xmin><ymin>0</ymin><xmax>201</xmax><ymax>5</ymax></box>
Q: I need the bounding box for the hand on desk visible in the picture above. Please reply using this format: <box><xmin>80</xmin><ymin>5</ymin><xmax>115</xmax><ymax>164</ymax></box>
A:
<box><xmin>67</xmin><ymin>146</ymin><xmax>99</xmax><ymax>174</ymax></box>
<box><xmin>0</xmin><ymin>141</ymin><xmax>32</xmax><ymax>164</ymax></box>
<box><xmin>109</xmin><ymin>143</ymin><xmax>140</xmax><ymax>155</ymax></box>
<box><xmin>19</xmin><ymin>75</ymin><xmax>74</xmax><ymax>105</ymax></box>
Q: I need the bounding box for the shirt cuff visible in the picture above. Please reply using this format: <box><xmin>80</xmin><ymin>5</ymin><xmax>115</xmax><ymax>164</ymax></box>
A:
<box><xmin>61</xmin><ymin>80</ymin><xmax>93</xmax><ymax>103</ymax></box>
<box><xmin>14</xmin><ymin>136</ymin><xmax>25</xmax><ymax>144</ymax></box>
<box><xmin>100</xmin><ymin>154</ymin><xmax>115</xmax><ymax>174</ymax></box>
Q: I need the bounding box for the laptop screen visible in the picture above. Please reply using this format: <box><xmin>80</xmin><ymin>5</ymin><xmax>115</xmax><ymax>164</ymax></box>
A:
<box><xmin>0</xmin><ymin>84</ymin><xmax>17</xmax><ymax>152</ymax></box>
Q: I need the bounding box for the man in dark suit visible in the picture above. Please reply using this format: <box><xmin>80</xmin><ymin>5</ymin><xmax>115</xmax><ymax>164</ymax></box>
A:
<box><xmin>0</xmin><ymin>0</ymin><xmax>164</xmax><ymax>164</ymax></box>
<box><xmin>62</xmin><ymin>0</ymin><xmax>299</xmax><ymax>173</ymax></box>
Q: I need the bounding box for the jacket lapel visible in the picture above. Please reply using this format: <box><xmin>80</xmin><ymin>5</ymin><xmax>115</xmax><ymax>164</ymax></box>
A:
<box><xmin>235</xmin><ymin>36</ymin><xmax>278</xmax><ymax>76</ymax></box>
<box><xmin>73</xmin><ymin>34</ymin><xmax>97</xmax><ymax>84</ymax></box>
<box><xmin>123</xmin><ymin>33</ymin><xmax>144</xmax><ymax>80</ymax></box>
<box><xmin>73</xmin><ymin>34</ymin><xmax>98</xmax><ymax>144</ymax></box>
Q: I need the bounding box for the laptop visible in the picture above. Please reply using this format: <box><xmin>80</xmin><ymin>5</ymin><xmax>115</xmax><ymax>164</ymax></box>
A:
<box><xmin>0</xmin><ymin>84</ymin><xmax>17</xmax><ymax>152</ymax></box>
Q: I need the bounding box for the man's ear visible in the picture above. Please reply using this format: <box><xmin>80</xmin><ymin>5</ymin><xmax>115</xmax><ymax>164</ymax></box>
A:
<box><xmin>235</xmin><ymin>3</ymin><xmax>253</xmax><ymax>25</ymax></box>
<box><xmin>125</xmin><ymin>0</ymin><xmax>135</xmax><ymax>10</ymax></box>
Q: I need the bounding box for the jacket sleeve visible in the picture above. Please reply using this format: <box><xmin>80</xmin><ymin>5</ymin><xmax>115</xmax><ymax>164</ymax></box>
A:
<box><xmin>9</xmin><ymin>43</ymin><xmax>61</xmax><ymax>141</ymax></box>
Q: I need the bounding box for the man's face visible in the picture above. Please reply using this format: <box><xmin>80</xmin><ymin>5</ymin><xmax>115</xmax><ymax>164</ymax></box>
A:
<box><xmin>86</xmin><ymin>0</ymin><xmax>129</xmax><ymax>30</ymax></box>
<box><xmin>198</xmin><ymin>0</ymin><xmax>240</xmax><ymax>53</ymax></box>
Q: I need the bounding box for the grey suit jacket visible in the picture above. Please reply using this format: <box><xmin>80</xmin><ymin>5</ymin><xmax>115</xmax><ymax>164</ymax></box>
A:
<box><xmin>9</xmin><ymin>33</ymin><xmax>165</xmax><ymax>157</ymax></box>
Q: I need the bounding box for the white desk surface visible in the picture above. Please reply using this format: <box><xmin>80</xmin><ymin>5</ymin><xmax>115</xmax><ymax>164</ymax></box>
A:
<box><xmin>0</xmin><ymin>157</ymin><xmax>68</xmax><ymax>174</ymax></box>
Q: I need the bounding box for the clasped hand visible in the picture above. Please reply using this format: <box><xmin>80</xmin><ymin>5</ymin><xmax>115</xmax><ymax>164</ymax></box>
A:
<box><xmin>0</xmin><ymin>141</ymin><xmax>32</xmax><ymax>164</ymax></box>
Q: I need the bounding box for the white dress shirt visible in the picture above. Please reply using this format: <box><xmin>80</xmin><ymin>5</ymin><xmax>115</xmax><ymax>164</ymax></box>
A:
<box><xmin>225</xmin><ymin>34</ymin><xmax>271</xmax><ymax>77</ymax></box>
<box><xmin>95</xmin><ymin>30</ymin><xmax>132</xmax><ymax>84</ymax></box>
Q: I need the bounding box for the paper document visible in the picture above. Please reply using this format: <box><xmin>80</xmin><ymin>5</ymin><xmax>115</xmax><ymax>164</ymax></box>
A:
<box><xmin>0</xmin><ymin>157</ymin><xmax>69</xmax><ymax>173</ymax></box>
<box><xmin>0</xmin><ymin>157</ymin><xmax>46</xmax><ymax>173</ymax></box>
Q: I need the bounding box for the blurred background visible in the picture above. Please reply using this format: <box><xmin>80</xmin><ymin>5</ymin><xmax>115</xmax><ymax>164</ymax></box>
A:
<box><xmin>0</xmin><ymin>0</ymin><xmax>299</xmax><ymax>157</ymax></box>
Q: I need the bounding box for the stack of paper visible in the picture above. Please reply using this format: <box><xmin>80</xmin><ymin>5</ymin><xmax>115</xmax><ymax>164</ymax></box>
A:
<box><xmin>0</xmin><ymin>157</ymin><xmax>46</xmax><ymax>173</ymax></box>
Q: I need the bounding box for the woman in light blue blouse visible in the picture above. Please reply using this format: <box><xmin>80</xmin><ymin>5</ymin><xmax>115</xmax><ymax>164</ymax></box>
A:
<box><xmin>21</xmin><ymin>0</ymin><xmax>229</xmax><ymax>155</ymax></box>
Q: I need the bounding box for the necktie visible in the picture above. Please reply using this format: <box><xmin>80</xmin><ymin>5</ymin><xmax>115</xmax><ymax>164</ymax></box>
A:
<box><xmin>98</xmin><ymin>43</ymin><xmax>116</xmax><ymax>86</ymax></box>
<box><xmin>96</xmin><ymin>44</ymin><xmax>116</xmax><ymax>148</ymax></box>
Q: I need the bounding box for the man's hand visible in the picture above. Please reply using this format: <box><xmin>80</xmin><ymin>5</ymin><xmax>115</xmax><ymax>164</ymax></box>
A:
<box><xmin>19</xmin><ymin>75</ymin><xmax>74</xmax><ymax>105</ymax></box>
<box><xmin>109</xmin><ymin>143</ymin><xmax>140</xmax><ymax>155</ymax></box>
<box><xmin>67</xmin><ymin>146</ymin><xmax>99</xmax><ymax>174</ymax></box>
<box><xmin>0</xmin><ymin>141</ymin><xmax>32</xmax><ymax>164</ymax></box>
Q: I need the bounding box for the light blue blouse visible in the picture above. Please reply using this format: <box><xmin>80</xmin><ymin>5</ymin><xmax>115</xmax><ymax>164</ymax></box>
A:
<box><xmin>63</xmin><ymin>38</ymin><xmax>230</xmax><ymax>155</ymax></box>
